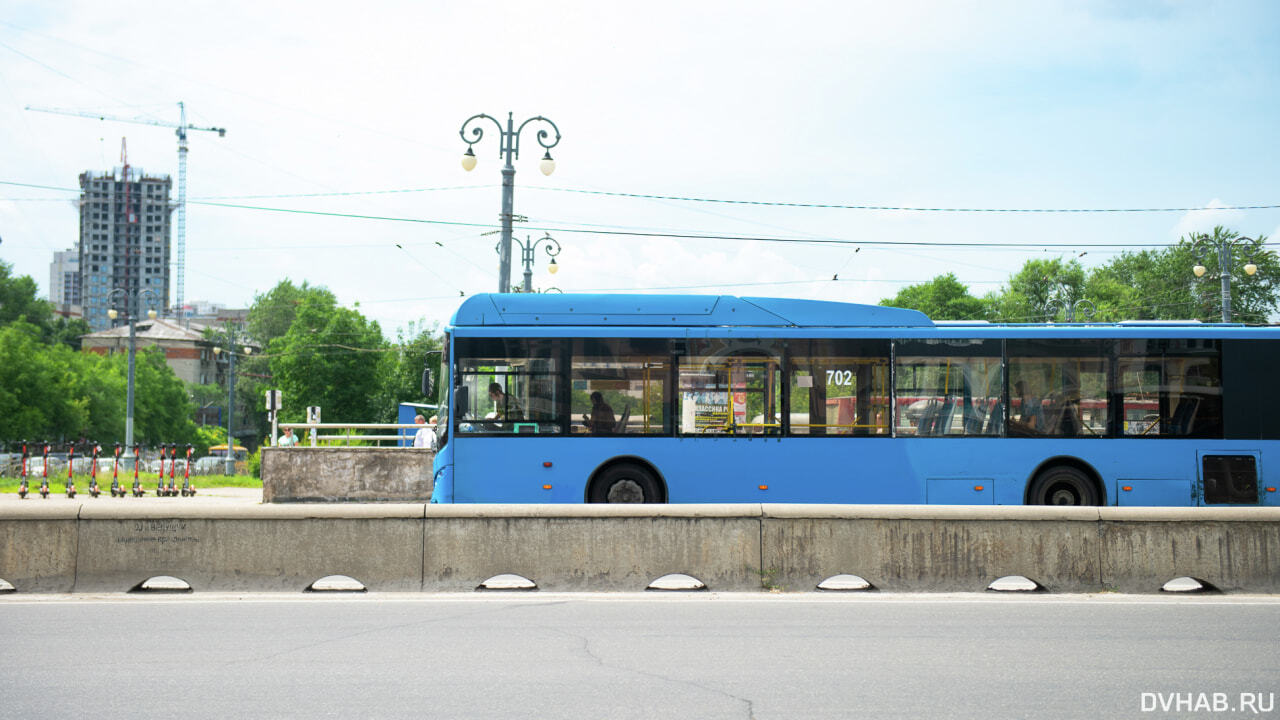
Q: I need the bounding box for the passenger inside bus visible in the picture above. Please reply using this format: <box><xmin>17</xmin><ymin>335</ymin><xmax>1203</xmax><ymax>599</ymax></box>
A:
<box><xmin>1009</xmin><ymin>380</ymin><xmax>1044</xmax><ymax>436</ymax></box>
<box><xmin>582</xmin><ymin>392</ymin><xmax>616</xmax><ymax>434</ymax></box>
<box><xmin>488</xmin><ymin>382</ymin><xmax>522</xmax><ymax>421</ymax></box>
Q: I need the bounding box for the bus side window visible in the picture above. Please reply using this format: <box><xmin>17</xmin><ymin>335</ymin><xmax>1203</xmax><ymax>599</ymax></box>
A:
<box><xmin>787</xmin><ymin>339</ymin><xmax>890</xmax><ymax>437</ymax></box>
<box><xmin>895</xmin><ymin>340</ymin><xmax>1001</xmax><ymax>437</ymax></box>
<box><xmin>571</xmin><ymin>338</ymin><xmax>669</xmax><ymax>436</ymax></box>
<box><xmin>677</xmin><ymin>340</ymin><xmax>781</xmax><ymax>436</ymax></box>
<box><xmin>1008</xmin><ymin>340</ymin><xmax>1109</xmax><ymax>438</ymax></box>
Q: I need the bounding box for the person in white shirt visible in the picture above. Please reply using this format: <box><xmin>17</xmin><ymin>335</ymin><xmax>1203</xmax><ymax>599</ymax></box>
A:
<box><xmin>413</xmin><ymin>414</ymin><xmax>438</xmax><ymax>451</ymax></box>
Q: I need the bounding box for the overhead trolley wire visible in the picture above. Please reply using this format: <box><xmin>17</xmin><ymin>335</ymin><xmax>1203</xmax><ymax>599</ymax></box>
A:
<box><xmin>530</xmin><ymin>186</ymin><xmax>1280</xmax><ymax>214</ymax></box>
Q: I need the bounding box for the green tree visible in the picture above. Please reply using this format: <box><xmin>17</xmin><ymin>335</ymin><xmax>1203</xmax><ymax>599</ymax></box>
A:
<box><xmin>129</xmin><ymin>348</ymin><xmax>197</xmax><ymax>447</ymax></box>
<box><xmin>268</xmin><ymin>295</ymin><xmax>389</xmax><ymax>424</ymax></box>
<box><xmin>47</xmin><ymin>315</ymin><xmax>92</xmax><ymax>350</ymax></box>
<box><xmin>375</xmin><ymin>320</ymin><xmax>444</xmax><ymax>421</ymax></box>
<box><xmin>0</xmin><ymin>323</ymin><xmax>86</xmax><ymax>442</ymax></box>
<box><xmin>247</xmin><ymin>279</ymin><xmax>337</xmax><ymax>348</ymax></box>
<box><xmin>1179</xmin><ymin>228</ymin><xmax>1278</xmax><ymax>322</ymax></box>
<box><xmin>0</xmin><ymin>259</ymin><xmax>54</xmax><ymax>330</ymax></box>
<box><xmin>986</xmin><ymin>258</ymin><xmax>1086</xmax><ymax>322</ymax></box>
<box><xmin>879</xmin><ymin>273</ymin><xmax>989</xmax><ymax>320</ymax></box>
<box><xmin>1085</xmin><ymin>227</ymin><xmax>1278</xmax><ymax>322</ymax></box>
<box><xmin>67</xmin><ymin>349</ymin><xmax>125</xmax><ymax>443</ymax></box>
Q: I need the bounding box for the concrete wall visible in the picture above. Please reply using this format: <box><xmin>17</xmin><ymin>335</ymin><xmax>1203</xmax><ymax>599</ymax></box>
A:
<box><xmin>422</xmin><ymin>505</ymin><xmax>762</xmax><ymax>591</ymax></box>
<box><xmin>0</xmin><ymin>504</ymin><xmax>79</xmax><ymax>592</ymax></box>
<box><xmin>2</xmin><ymin>504</ymin><xmax>1277</xmax><ymax>593</ymax></box>
<box><xmin>261</xmin><ymin>447</ymin><xmax>433</xmax><ymax>503</ymax></box>
<box><xmin>761</xmin><ymin>505</ymin><xmax>1105</xmax><ymax>592</ymax></box>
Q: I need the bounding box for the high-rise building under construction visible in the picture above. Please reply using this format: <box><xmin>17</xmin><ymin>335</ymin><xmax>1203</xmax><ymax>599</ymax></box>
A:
<box><xmin>78</xmin><ymin>169</ymin><xmax>173</xmax><ymax>331</ymax></box>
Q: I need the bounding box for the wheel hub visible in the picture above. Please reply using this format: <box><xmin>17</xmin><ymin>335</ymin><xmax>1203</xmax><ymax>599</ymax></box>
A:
<box><xmin>606</xmin><ymin>479</ymin><xmax>645</xmax><ymax>503</ymax></box>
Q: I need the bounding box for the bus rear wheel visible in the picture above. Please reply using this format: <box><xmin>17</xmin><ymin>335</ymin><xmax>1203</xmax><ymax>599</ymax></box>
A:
<box><xmin>1028</xmin><ymin>466</ymin><xmax>1099</xmax><ymax>506</ymax></box>
<box><xmin>588</xmin><ymin>464</ymin><xmax>662</xmax><ymax>503</ymax></box>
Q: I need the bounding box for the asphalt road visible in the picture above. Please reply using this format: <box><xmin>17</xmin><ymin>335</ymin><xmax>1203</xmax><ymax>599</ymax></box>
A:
<box><xmin>2</xmin><ymin>593</ymin><xmax>1277</xmax><ymax>719</ymax></box>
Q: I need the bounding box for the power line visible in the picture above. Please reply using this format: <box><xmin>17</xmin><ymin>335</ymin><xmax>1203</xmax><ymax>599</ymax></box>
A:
<box><xmin>189</xmin><ymin>184</ymin><xmax>492</xmax><ymax>200</ymax></box>
<box><xmin>531</xmin><ymin>186</ymin><xmax>1280</xmax><ymax>214</ymax></box>
<box><xmin>185</xmin><ymin>199</ymin><xmax>1275</xmax><ymax>249</ymax></box>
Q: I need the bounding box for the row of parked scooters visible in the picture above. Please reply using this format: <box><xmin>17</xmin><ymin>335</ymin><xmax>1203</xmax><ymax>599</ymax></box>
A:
<box><xmin>15</xmin><ymin>441</ymin><xmax>198</xmax><ymax>499</ymax></box>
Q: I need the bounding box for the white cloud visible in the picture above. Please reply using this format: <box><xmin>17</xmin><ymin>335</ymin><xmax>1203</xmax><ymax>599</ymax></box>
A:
<box><xmin>1169</xmin><ymin>199</ymin><xmax>1246</xmax><ymax>241</ymax></box>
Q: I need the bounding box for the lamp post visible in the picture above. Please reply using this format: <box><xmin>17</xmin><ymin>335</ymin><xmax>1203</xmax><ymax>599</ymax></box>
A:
<box><xmin>459</xmin><ymin>112</ymin><xmax>561</xmax><ymax>293</ymax></box>
<box><xmin>106</xmin><ymin>287</ymin><xmax>159</xmax><ymax>461</ymax></box>
<box><xmin>1045</xmin><ymin>298</ymin><xmax>1095</xmax><ymax>323</ymax></box>
<box><xmin>212</xmin><ymin>339</ymin><xmax>252</xmax><ymax>475</ymax></box>
<box><xmin>497</xmin><ymin>232</ymin><xmax>562</xmax><ymax>293</ymax></box>
<box><xmin>1191</xmin><ymin>232</ymin><xmax>1262</xmax><ymax>322</ymax></box>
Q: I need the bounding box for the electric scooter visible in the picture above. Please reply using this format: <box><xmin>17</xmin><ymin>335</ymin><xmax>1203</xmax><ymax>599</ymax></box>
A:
<box><xmin>64</xmin><ymin>443</ymin><xmax>76</xmax><ymax>499</ymax></box>
<box><xmin>88</xmin><ymin>443</ymin><xmax>101</xmax><ymax>498</ymax></box>
<box><xmin>38</xmin><ymin>442</ymin><xmax>50</xmax><ymax>499</ymax></box>
<box><xmin>17</xmin><ymin>440</ymin><xmax>29</xmax><ymax>499</ymax></box>
<box><xmin>180</xmin><ymin>444</ymin><xmax>196</xmax><ymax>497</ymax></box>
<box><xmin>165</xmin><ymin>444</ymin><xmax>178</xmax><ymax>497</ymax></box>
<box><xmin>156</xmin><ymin>445</ymin><xmax>169</xmax><ymax>497</ymax></box>
<box><xmin>131</xmin><ymin>445</ymin><xmax>144</xmax><ymax>497</ymax></box>
<box><xmin>110</xmin><ymin>443</ymin><xmax>123</xmax><ymax>497</ymax></box>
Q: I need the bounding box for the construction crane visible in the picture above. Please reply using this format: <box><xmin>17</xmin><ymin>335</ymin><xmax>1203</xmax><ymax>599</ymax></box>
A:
<box><xmin>27</xmin><ymin>102</ymin><xmax>226</xmax><ymax>326</ymax></box>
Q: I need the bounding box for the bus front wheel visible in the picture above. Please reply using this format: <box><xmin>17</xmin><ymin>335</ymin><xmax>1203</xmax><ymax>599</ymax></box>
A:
<box><xmin>1028</xmin><ymin>466</ymin><xmax>1099</xmax><ymax>506</ymax></box>
<box><xmin>588</xmin><ymin>464</ymin><xmax>662</xmax><ymax>503</ymax></box>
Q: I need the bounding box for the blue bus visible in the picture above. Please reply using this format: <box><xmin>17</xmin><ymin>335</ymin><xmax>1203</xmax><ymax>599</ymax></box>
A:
<box><xmin>428</xmin><ymin>293</ymin><xmax>1279</xmax><ymax>506</ymax></box>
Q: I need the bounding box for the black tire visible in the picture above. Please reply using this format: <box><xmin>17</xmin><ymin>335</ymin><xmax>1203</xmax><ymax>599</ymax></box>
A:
<box><xmin>1029</xmin><ymin>466</ymin><xmax>1100</xmax><ymax>506</ymax></box>
<box><xmin>588</xmin><ymin>463</ymin><xmax>663</xmax><ymax>504</ymax></box>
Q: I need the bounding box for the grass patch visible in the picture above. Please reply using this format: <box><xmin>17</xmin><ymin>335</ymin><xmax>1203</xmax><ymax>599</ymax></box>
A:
<box><xmin>0</xmin><ymin>473</ymin><xmax>260</xmax><ymax>494</ymax></box>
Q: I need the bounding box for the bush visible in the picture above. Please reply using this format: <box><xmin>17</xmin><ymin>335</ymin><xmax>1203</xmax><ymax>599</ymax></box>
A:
<box><xmin>246</xmin><ymin>446</ymin><xmax>262</xmax><ymax>479</ymax></box>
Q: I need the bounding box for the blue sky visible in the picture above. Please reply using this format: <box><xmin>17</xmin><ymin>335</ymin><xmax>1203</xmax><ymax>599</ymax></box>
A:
<box><xmin>1</xmin><ymin>0</ymin><xmax>1277</xmax><ymax>332</ymax></box>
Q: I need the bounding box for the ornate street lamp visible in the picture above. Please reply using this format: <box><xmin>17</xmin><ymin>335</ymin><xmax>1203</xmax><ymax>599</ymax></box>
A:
<box><xmin>1191</xmin><ymin>233</ymin><xmax>1262</xmax><ymax>322</ymax></box>
<box><xmin>106</xmin><ymin>287</ymin><xmax>159</xmax><ymax>459</ymax></box>
<box><xmin>459</xmin><ymin>112</ymin><xmax>561</xmax><ymax>293</ymax></box>
<box><xmin>1044</xmin><ymin>298</ymin><xmax>1095</xmax><ymax>323</ymax></box>
<box><xmin>496</xmin><ymin>232</ymin><xmax>563</xmax><ymax>293</ymax></box>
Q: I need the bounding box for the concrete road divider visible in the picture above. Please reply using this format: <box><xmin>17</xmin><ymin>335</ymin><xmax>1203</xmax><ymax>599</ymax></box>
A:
<box><xmin>74</xmin><ymin>503</ymin><xmax>425</xmax><ymax>592</ymax></box>
<box><xmin>421</xmin><ymin>504</ymin><xmax>762</xmax><ymax>591</ymax></box>
<box><xmin>1</xmin><ymin>504</ymin><xmax>1278</xmax><ymax>593</ymax></box>
<box><xmin>0</xmin><ymin>504</ymin><xmax>79</xmax><ymax>592</ymax></box>
<box><xmin>1098</xmin><ymin>507</ymin><xmax>1280</xmax><ymax>594</ymax></box>
<box><xmin>761</xmin><ymin>505</ymin><xmax>1104</xmax><ymax>592</ymax></box>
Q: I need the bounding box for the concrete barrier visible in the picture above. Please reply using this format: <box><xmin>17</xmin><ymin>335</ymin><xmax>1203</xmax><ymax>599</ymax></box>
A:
<box><xmin>0</xmin><ymin>504</ymin><xmax>79</xmax><ymax>592</ymax></box>
<box><xmin>761</xmin><ymin>505</ymin><xmax>1104</xmax><ymax>592</ymax></box>
<box><xmin>74</xmin><ymin>503</ymin><xmax>426</xmax><ymax>592</ymax></box>
<box><xmin>261</xmin><ymin>447</ymin><xmax>433</xmax><ymax>503</ymax></box>
<box><xmin>1098</xmin><ymin>507</ymin><xmax>1280</xmax><ymax>594</ymax></box>
<box><xmin>2</xmin><ymin>504</ymin><xmax>1278</xmax><ymax>593</ymax></box>
<box><xmin>422</xmin><ymin>504</ymin><xmax>762</xmax><ymax>591</ymax></box>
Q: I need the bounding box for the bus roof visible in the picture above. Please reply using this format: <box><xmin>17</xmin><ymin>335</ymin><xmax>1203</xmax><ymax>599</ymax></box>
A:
<box><xmin>453</xmin><ymin>293</ymin><xmax>932</xmax><ymax>328</ymax></box>
<box><xmin>450</xmin><ymin>293</ymin><xmax>1277</xmax><ymax>337</ymax></box>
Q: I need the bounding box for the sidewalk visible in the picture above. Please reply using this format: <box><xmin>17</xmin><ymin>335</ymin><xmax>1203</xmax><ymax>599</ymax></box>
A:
<box><xmin>0</xmin><ymin>486</ymin><xmax>262</xmax><ymax>507</ymax></box>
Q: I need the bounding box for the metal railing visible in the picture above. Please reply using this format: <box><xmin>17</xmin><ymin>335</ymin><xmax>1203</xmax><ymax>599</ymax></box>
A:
<box><xmin>277</xmin><ymin>423</ymin><xmax>434</xmax><ymax>447</ymax></box>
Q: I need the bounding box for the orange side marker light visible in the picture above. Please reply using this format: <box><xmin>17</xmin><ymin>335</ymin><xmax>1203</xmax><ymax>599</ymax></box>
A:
<box><xmin>973</xmin><ymin>485</ymin><xmax>984</xmax><ymax>492</ymax></box>
<box><xmin>542</xmin><ymin>462</ymin><xmax>552</xmax><ymax>468</ymax></box>
<box><xmin>1122</xmin><ymin>486</ymin><xmax>1133</xmax><ymax>492</ymax></box>
<box><xmin>1267</xmin><ymin>487</ymin><xmax>1276</xmax><ymax>493</ymax></box>
<box><xmin>543</xmin><ymin>485</ymin><xmax>552</xmax><ymax>490</ymax></box>
<box><xmin>758</xmin><ymin>485</ymin><xmax>768</xmax><ymax>491</ymax></box>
